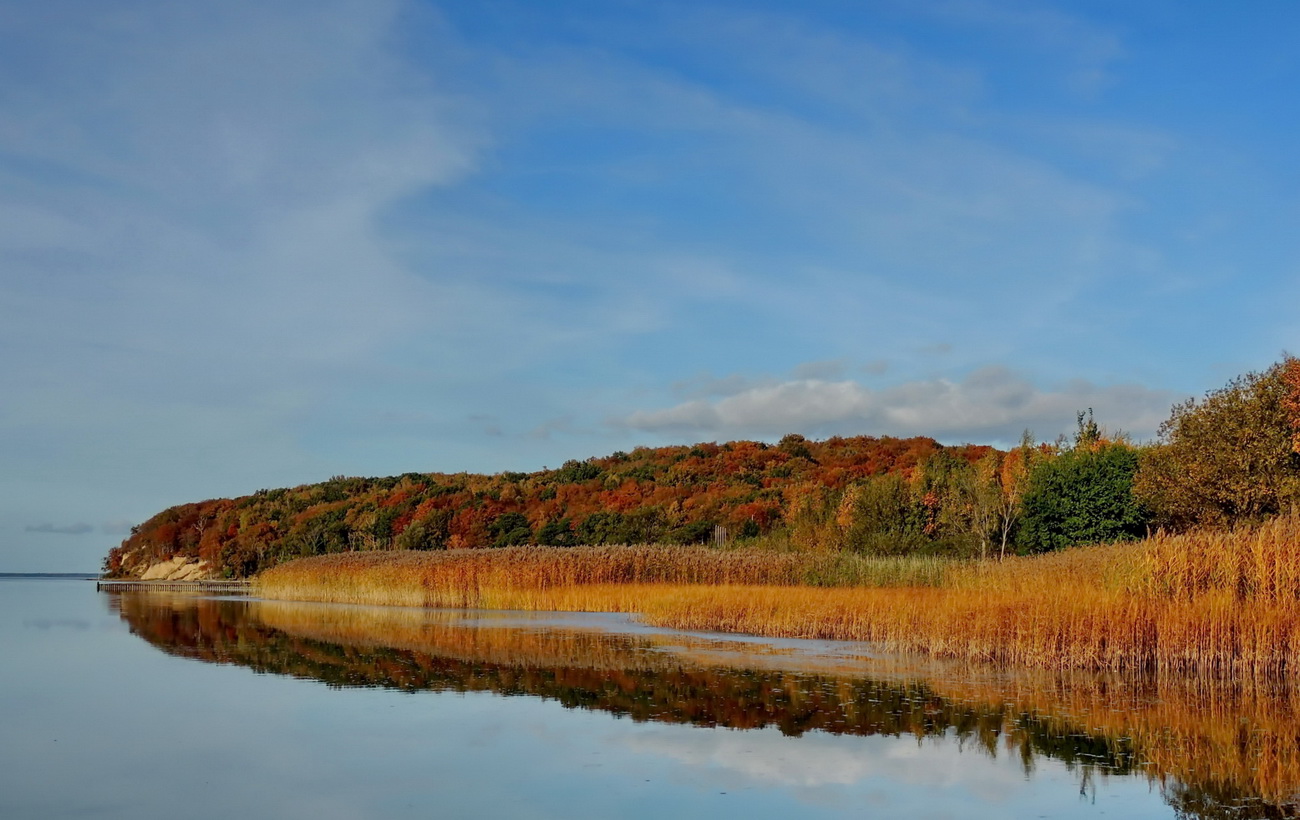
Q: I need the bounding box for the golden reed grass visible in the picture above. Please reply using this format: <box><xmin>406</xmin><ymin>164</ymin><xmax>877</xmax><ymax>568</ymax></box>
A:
<box><xmin>254</xmin><ymin>517</ymin><xmax>1300</xmax><ymax>678</ymax></box>
<box><xmin>253</xmin><ymin>545</ymin><xmax>953</xmax><ymax>606</ymax></box>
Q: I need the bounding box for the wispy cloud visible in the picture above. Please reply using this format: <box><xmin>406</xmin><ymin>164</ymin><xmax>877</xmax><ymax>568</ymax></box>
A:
<box><xmin>0</xmin><ymin>0</ymin><xmax>487</xmax><ymax>499</ymax></box>
<box><xmin>911</xmin><ymin>0</ymin><xmax>1123</xmax><ymax>93</ymax></box>
<box><xmin>25</xmin><ymin>522</ymin><xmax>94</xmax><ymax>535</ymax></box>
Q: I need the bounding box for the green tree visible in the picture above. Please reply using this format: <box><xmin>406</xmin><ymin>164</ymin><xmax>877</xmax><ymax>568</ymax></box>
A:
<box><xmin>1018</xmin><ymin>440</ymin><xmax>1146</xmax><ymax>553</ymax></box>
<box><xmin>552</xmin><ymin>459</ymin><xmax>603</xmax><ymax>484</ymax></box>
<box><xmin>777</xmin><ymin>433</ymin><xmax>814</xmax><ymax>461</ymax></box>
<box><xmin>536</xmin><ymin>517</ymin><xmax>578</xmax><ymax>547</ymax></box>
<box><xmin>615</xmin><ymin>506</ymin><xmax>667</xmax><ymax>544</ymax></box>
<box><xmin>371</xmin><ymin>507</ymin><xmax>401</xmax><ymax>546</ymax></box>
<box><xmin>577</xmin><ymin>511</ymin><xmax>625</xmax><ymax>545</ymax></box>
<box><xmin>666</xmin><ymin>519</ymin><xmax>714</xmax><ymax>545</ymax></box>
<box><xmin>488</xmin><ymin>512</ymin><xmax>533</xmax><ymax>547</ymax></box>
<box><xmin>297</xmin><ymin>507</ymin><xmax>351</xmax><ymax>555</ymax></box>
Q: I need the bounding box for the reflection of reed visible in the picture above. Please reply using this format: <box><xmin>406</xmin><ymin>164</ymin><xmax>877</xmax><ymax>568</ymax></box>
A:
<box><xmin>112</xmin><ymin>591</ymin><xmax>1300</xmax><ymax>816</ymax></box>
<box><xmin>252</xmin><ymin>601</ymin><xmax>686</xmax><ymax>675</ymax></box>
<box><xmin>919</xmin><ymin>669</ymin><xmax>1300</xmax><ymax>812</ymax></box>
<box><xmin>259</xmin><ymin>599</ymin><xmax>1300</xmax><ymax>807</ymax></box>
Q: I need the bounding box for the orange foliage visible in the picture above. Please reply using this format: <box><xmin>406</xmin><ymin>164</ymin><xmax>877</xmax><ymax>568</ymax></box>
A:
<box><xmin>106</xmin><ymin>434</ymin><xmax>1001</xmax><ymax>577</ymax></box>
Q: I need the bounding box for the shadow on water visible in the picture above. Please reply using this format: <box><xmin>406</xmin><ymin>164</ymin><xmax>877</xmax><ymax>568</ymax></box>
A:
<box><xmin>107</xmin><ymin>591</ymin><xmax>1300</xmax><ymax>819</ymax></box>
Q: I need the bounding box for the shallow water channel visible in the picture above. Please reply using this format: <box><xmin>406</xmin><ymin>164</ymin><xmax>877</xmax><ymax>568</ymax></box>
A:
<box><xmin>3</xmin><ymin>576</ymin><xmax>1296</xmax><ymax>818</ymax></box>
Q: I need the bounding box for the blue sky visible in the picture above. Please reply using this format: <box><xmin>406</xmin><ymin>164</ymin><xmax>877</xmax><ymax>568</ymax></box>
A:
<box><xmin>2</xmin><ymin>0</ymin><xmax>1297</xmax><ymax>570</ymax></box>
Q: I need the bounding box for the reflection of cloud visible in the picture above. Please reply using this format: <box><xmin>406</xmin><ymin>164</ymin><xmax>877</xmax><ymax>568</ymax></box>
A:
<box><xmin>620</xmin><ymin>725</ymin><xmax>1025</xmax><ymax>799</ymax></box>
<box><xmin>623</xmin><ymin>366</ymin><xmax>1181</xmax><ymax>443</ymax></box>
<box><xmin>25</xmin><ymin>522</ymin><xmax>93</xmax><ymax>535</ymax></box>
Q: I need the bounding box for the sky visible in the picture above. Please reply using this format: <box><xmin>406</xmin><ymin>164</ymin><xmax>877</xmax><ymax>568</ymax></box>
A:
<box><xmin>2</xmin><ymin>0</ymin><xmax>1298</xmax><ymax>571</ymax></box>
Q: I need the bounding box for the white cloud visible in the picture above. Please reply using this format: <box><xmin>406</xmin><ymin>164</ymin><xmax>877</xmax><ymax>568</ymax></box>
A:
<box><xmin>623</xmin><ymin>366</ymin><xmax>1181</xmax><ymax>443</ymax></box>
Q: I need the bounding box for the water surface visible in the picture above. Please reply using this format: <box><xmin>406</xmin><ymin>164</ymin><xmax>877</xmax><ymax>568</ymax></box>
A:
<box><xmin>2</xmin><ymin>578</ymin><xmax>1295</xmax><ymax>818</ymax></box>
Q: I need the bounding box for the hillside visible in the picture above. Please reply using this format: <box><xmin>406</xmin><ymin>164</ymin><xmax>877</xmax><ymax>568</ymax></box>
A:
<box><xmin>103</xmin><ymin>434</ymin><xmax>994</xmax><ymax>579</ymax></box>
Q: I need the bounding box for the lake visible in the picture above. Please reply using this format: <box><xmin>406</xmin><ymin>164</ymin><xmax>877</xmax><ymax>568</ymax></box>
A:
<box><xmin>2</xmin><ymin>576</ymin><xmax>1294</xmax><ymax>819</ymax></box>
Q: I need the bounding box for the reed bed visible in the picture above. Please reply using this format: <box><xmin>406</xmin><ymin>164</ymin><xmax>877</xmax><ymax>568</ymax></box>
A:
<box><xmin>637</xmin><ymin>584</ymin><xmax>1300</xmax><ymax>676</ymax></box>
<box><xmin>254</xmin><ymin>518</ymin><xmax>1300</xmax><ymax>678</ymax></box>
<box><xmin>253</xmin><ymin>545</ymin><xmax>956</xmax><ymax>607</ymax></box>
<box><xmin>1141</xmin><ymin>514</ymin><xmax>1300</xmax><ymax>603</ymax></box>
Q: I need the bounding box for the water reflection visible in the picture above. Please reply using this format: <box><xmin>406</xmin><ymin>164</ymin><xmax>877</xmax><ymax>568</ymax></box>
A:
<box><xmin>109</xmin><ymin>592</ymin><xmax>1300</xmax><ymax>818</ymax></box>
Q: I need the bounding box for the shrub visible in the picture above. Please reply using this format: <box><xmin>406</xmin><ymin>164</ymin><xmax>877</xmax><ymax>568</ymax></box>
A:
<box><xmin>1019</xmin><ymin>441</ymin><xmax>1146</xmax><ymax>552</ymax></box>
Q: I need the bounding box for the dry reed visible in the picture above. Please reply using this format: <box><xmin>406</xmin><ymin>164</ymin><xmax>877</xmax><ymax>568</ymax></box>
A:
<box><xmin>253</xmin><ymin>545</ymin><xmax>954</xmax><ymax>607</ymax></box>
<box><xmin>254</xmin><ymin>518</ymin><xmax>1300</xmax><ymax>678</ymax></box>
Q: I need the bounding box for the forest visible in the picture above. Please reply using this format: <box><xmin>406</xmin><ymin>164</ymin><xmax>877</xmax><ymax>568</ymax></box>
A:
<box><xmin>104</xmin><ymin>357</ymin><xmax>1300</xmax><ymax>580</ymax></box>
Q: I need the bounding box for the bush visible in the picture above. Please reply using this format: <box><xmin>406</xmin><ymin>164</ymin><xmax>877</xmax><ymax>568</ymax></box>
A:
<box><xmin>1019</xmin><ymin>442</ymin><xmax>1146</xmax><ymax>552</ymax></box>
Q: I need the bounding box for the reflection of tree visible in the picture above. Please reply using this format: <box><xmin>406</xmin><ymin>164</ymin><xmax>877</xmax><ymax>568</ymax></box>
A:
<box><xmin>1166</xmin><ymin>780</ymin><xmax>1300</xmax><ymax>820</ymax></box>
<box><xmin>110</xmin><ymin>593</ymin><xmax>1300</xmax><ymax>819</ymax></box>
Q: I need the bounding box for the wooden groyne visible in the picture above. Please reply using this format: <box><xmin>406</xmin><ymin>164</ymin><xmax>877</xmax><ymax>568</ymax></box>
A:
<box><xmin>96</xmin><ymin>579</ymin><xmax>252</xmax><ymax>594</ymax></box>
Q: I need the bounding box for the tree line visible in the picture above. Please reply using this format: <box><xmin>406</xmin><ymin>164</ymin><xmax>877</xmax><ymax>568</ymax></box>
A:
<box><xmin>104</xmin><ymin>357</ymin><xmax>1300</xmax><ymax>578</ymax></box>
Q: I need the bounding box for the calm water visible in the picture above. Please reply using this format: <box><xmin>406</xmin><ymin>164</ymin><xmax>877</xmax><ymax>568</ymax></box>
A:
<box><xmin>2</xmin><ymin>578</ymin><xmax>1295</xmax><ymax>819</ymax></box>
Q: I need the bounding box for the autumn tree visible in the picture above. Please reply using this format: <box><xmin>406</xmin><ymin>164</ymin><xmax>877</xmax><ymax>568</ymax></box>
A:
<box><xmin>979</xmin><ymin>431</ymin><xmax>1041</xmax><ymax>559</ymax></box>
<box><xmin>913</xmin><ymin>450</ymin><xmax>983</xmax><ymax>555</ymax></box>
<box><xmin>105</xmin><ymin>433</ymin><xmax>1001</xmax><ymax>576</ymax></box>
<box><xmin>1134</xmin><ymin>357</ymin><xmax>1300</xmax><ymax>529</ymax></box>
<box><xmin>839</xmin><ymin>474</ymin><xmax>925</xmax><ymax>555</ymax></box>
